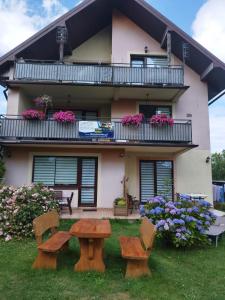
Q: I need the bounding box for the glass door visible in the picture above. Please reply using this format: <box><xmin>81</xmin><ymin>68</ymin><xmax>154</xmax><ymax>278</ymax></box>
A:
<box><xmin>78</xmin><ymin>158</ymin><xmax>98</xmax><ymax>207</ymax></box>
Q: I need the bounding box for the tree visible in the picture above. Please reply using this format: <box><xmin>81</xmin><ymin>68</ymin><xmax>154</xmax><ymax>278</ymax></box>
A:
<box><xmin>211</xmin><ymin>150</ymin><xmax>225</xmax><ymax>180</ymax></box>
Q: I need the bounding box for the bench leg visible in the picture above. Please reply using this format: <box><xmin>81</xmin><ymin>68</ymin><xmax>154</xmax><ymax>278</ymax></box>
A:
<box><xmin>125</xmin><ymin>259</ymin><xmax>151</xmax><ymax>278</ymax></box>
<box><xmin>32</xmin><ymin>250</ymin><xmax>57</xmax><ymax>270</ymax></box>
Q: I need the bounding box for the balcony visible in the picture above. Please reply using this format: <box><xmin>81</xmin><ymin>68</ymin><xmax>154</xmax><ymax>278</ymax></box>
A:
<box><xmin>14</xmin><ymin>60</ymin><xmax>184</xmax><ymax>87</ymax></box>
<box><xmin>0</xmin><ymin>117</ymin><xmax>192</xmax><ymax>147</ymax></box>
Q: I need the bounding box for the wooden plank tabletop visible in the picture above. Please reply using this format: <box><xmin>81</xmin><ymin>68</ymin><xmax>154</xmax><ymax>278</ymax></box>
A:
<box><xmin>70</xmin><ymin>219</ymin><xmax>112</xmax><ymax>238</ymax></box>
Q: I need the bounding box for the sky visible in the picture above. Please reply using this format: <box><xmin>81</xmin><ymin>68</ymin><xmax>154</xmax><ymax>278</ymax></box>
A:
<box><xmin>0</xmin><ymin>0</ymin><xmax>224</xmax><ymax>152</ymax></box>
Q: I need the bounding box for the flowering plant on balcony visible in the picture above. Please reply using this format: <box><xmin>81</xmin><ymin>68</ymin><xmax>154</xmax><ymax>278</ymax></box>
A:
<box><xmin>22</xmin><ymin>109</ymin><xmax>45</xmax><ymax>120</ymax></box>
<box><xmin>34</xmin><ymin>94</ymin><xmax>52</xmax><ymax>108</ymax></box>
<box><xmin>150</xmin><ymin>114</ymin><xmax>174</xmax><ymax>126</ymax></box>
<box><xmin>34</xmin><ymin>94</ymin><xmax>53</xmax><ymax>114</ymax></box>
<box><xmin>53</xmin><ymin>111</ymin><xmax>76</xmax><ymax>123</ymax></box>
<box><xmin>122</xmin><ymin>113</ymin><xmax>144</xmax><ymax>127</ymax></box>
<box><xmin>139</xmin><ymin>194</ymin><xmax>215</xmax><ymax>248</ymax></box>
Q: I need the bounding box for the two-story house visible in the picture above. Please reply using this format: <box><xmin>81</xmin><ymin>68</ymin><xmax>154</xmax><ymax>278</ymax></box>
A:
<box><xmin>0</xmin><ymin>0</ymin><xmax>225</xmax><ymax>210</ymax></box>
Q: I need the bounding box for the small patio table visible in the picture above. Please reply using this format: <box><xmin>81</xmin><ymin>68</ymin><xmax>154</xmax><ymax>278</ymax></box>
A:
<box><xmin>70</xmin><ymin>219</ymin><xmax>112</xmax><ymax>272</ymax></box>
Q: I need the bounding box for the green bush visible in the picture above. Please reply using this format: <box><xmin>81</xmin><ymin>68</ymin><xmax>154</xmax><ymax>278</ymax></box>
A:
<box><xmin>214</xmin><ymin>202</ymin><xmax>225</xmax><ymax>212</ymax></box>
<box><xmin>0</xmin><ymin>184</ymin><xmax>59</xmax><ymax>241</ymax></box>
<box><xmin>0</xmin><ymin>160</ymin><xmax>5</xmax><ymax>183</ymax></box>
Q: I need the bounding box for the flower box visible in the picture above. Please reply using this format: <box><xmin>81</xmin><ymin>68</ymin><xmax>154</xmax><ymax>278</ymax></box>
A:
<box><xmin>113</xmin><ymin>198</ymin><xmax>128</xmax><ymax>216</ymax></box>
<box><xmin>53</xmin><ymin>111</ymin><xmax>76</xmax><ymax>123</ymax></box>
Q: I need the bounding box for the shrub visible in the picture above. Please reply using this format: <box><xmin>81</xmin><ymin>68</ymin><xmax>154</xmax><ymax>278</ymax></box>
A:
<box><xmin>214</xmin><ymin>202</ymin><xmax>225</xmax><ymax>212</ymax></box>
<box><xmin>114</xmin><ymin>197</ymin><xmax>126</xmax><ymax>207</ymax></box>
<box><xmin>121</xmin><ymin>113</ymin><xmax>144</xmax><ymax>127</ymax></box>
<box><xmin>140</xmin><ymin>195</ymin><xmax>216</xmax><ymax>248</ymax></box>
<box><xmin>53</xmin><ymin>111</ymin><xmax>76</xmax><ymax>123</ymax></box>
<box><xmin>0</xmin><ymin>184</ymin><xmax>59</xmax><ymax>241</ymax></box>
<box><xmin>22</xmin><ymin>109</ymin><xmax>45</xmax><ymax>120</ymax></box>
<box><xmin>0</xmin><ymin>160</ymin><xmax>5</xmax><ymax>183</ymax></box>
<box><xmin>150</xmin><ymin>114</ymin><xmax>174</xmax><ymax>126</ymax></box>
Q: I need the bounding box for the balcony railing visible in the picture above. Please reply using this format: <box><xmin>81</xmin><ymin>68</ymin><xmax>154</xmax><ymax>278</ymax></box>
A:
<box><xmin>0</xmin><ymin>117</ymin><xmax>192</xmax><ymax>144</ymax></box>
<box><xmin>14</xmin><ymin>60</ymin><xmax>184</xmax><ymax>86</ymax></box>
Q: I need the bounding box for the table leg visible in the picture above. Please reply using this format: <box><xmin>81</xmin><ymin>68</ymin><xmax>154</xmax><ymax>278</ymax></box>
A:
<box><xmin>75</xmin><ymin>238</ymin><xmax>105</xmax><ymax>272</ymax></box>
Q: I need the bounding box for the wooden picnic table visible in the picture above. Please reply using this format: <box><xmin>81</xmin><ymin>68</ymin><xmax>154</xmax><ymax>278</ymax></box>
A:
<box><xmin>70</xmin><ymin>219</ymin><xmax>112</xmax><ymax>272</ymax></box>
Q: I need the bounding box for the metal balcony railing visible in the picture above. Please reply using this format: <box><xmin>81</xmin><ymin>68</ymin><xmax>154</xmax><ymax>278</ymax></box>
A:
<box><xmin>14</xmin><ymin>60</ymin><xmax>184</xmax><ymax>86</ymax></box>
<box><xmin>0</xmin><ymin>117</ymin><xmax>192</xmax><ymax>144</ymax></box>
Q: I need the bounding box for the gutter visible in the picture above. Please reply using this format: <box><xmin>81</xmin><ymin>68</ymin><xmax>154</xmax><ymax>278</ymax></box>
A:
<box><xmin>208</xmin><ymin>89</ymin><xmax>225</xmax><ymax>106</ymax></box>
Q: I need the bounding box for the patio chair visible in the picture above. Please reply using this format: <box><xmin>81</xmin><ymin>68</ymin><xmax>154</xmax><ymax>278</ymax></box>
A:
<box><xmin>127</xmin><ymin>193</ymin><xmax>140</xmax><ymax>214</ymax></box>
<box><xmin>54</xmin><ymin>190</ymin><xmax>73</xmax><ymax>215</ymax></box>
<box><xmin>119</xmin><ymin>217</ymin><xmax>156</xmax><ymax>278</ymax></box>
<box><xmin>32</xmin><ymin>210</ymin><xmax>71</xmax><ymax>269</ymax></box>
<box><xmin>206</xmin><ymin>216</ymin><xmax>225</xmax><ymax>247</ymax></box>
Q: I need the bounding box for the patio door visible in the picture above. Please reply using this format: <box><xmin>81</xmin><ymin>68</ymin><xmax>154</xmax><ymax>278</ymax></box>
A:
<box><xmin>78</xmin><ymin>158</ymin><xmax>98</xmax><ymax>207</ymax></box>
<box><xmin>140</xmin><ymin>160</ymin><xmax>173</xmax><ymax>202</ymax></box>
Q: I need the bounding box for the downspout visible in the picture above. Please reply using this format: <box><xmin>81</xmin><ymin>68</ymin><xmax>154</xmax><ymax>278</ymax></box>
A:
<box><xmin>3</xmin><ymin>86</ymin><xmax>8</xmax><ymax>101</ymax></box>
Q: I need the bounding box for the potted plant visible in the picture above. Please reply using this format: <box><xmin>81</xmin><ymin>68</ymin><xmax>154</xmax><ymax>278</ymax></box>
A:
<box><xmin>53</xmin><ymin>111</ymin><xmax>76</xmax><ymax>123</ymax></box>
<box><xmin>113</xmin><ymin>197</ymin><xmax>128</xmax><ymax>216</ymax></box>
<box><xmin>150</xmin><ymin>114</ymin><xmax>174</xmax><ymax>126</ymax></box>
<box><xmin>22</xmin><ymin>109</ymin><xmax>45</xmax><ymax>120</ymax></box>
<box><xmin>34</xmin><ymin>94</ymin><xmax>53</xmax><ymax>115</ymax></box>
<box><xmin>121</xmin><ymin>113</ymin><xmax>144</xmax><ymax>127</ymax></box>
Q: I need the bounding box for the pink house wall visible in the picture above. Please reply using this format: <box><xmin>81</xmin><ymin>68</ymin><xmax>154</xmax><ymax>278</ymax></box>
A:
<box><xmin>111</xmin><ymin>99</ymin><xmax>137</xmax><ymax>119</ymax></box>
<box><xmin>4</xmin><ymin>147</ymin><xmax>125</xmax><ymax>208</ymax></box>
<box><xmin>112</xmin><ymin>9</ymin><xmax>165</xmax><ymax>64</ymax></box>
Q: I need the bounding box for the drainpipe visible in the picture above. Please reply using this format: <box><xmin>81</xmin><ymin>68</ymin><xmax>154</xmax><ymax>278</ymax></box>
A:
<box><xmin>3</xmin><ymin>86</ymin><xmax>8</xmax><ymax>101</ymax></box>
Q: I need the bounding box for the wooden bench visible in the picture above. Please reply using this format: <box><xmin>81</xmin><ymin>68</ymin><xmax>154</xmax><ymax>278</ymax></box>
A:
<box><xmin>119</xmin><ymin>217</ymin><xmax>156</xmax><ymax>278</ymax></box>
<box><xmin>32</xmin><ymin>210</ymin><xmax>71</xmax><ymax>270</ymax></box>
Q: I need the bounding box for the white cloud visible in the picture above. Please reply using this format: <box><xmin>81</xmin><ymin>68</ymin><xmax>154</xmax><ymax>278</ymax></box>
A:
<box><xmin>0</xmin><ymin>0</ymin><xmax>68</xmax><ymax>57</ymax></box>
<box><xmin>192</xmin><ymin>0</ymin><xmax>225</xmax><ymax>62</ymax></box>
<box><xmin>209</xmin><ymin>98</ymin><xmax>225</xmax><ymax>152</ymax></box>
<box><xmin>192</xmin><ymin>0</ymin><xmax>225</xmax><ymax>153</ymax></box>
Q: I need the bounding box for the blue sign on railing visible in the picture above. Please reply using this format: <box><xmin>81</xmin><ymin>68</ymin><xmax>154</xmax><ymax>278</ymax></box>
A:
<box><xmin>79</xmin><ymin>121</ymin><xmax>114</xmax><ymax>138</ymax></box>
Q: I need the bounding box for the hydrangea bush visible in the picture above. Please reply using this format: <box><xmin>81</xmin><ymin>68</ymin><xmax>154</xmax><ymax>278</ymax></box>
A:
<box><xmin>53</xmin><ymin>111</ymin><xmax>76</xmax><ymax>123</ymax></box>
<box><xmin>140</xmin><ymin>195</ymin><xmax>216</xmax><ymax>248</ymax></box>
<box><xmin>0</xmin><ymin>184</ymin><xmax>59</xmax><ymax>241</ymax></box>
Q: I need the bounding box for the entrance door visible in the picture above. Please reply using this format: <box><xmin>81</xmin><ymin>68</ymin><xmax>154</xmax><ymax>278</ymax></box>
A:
<box><xmin>78</xmin><ymin>157</ymin><xmax>98</xmax><ymax>207</ymax></box>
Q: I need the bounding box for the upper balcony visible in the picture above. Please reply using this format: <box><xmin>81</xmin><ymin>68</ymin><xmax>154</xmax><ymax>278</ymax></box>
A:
<box><xmin>13</xmin><ymin>60</ymin><xmax>184</xmax><ymax>88</ymax></box>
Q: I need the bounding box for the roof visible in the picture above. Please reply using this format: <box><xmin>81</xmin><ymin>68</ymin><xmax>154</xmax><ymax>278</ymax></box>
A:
<box><xmin>0</xmin><ymin>0</ymin><xmax>225</xmax><ymax>100</ymax></box>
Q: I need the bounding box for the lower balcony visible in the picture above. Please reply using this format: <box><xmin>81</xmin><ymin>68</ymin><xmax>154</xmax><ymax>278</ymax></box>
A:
<box><xmin>0</xmin><ymin>117</ymin><xmax>193</xmax><ymax>148</ymax></box>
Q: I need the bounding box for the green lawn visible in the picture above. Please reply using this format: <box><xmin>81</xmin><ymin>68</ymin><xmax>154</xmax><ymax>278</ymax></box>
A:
<box><xmin>0</xmin><ymin>220</ymin><xmax>225</xmax><ymax>300</ymax></box>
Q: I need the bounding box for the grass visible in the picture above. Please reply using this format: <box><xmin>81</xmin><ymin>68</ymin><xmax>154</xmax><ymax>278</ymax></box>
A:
<box><xmin>0</xmin><ymin>220</ymin><xmax>225</xmax><ymax>300</ymax></box>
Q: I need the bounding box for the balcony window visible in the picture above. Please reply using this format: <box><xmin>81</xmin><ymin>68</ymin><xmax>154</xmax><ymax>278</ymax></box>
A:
<box><xmin>139</xmin><ymin>104</ymin><xmax>172</xmax><ymax>120</ymax></box>
<box><xmin>131</xmin><ymin>55</ymin><xmax>168</xmax><ymax>67</ymax></box>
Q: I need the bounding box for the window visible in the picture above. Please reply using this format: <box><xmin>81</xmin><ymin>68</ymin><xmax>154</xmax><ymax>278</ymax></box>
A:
<box><xmin>139</xmin><ymin>105</ymin><xmax>172</xmax><ymax>120</ymax></box>
<box><xmin>33</xmin><ymin>156</ymin><xmax>77</xmax><ymax>186</ymax></box>
<box><xmin>140</xmin><ymin>160</ymin><xmax>173</xmax><ymax>202</ymax></box>
<box><xmin>131</xmin><ymin>55</ymin><xmax>168</xmax><ymax>67</ymax></box>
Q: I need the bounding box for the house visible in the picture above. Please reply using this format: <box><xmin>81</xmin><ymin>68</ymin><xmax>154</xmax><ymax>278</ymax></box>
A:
<box><xmin>0</xmin><ymin>0</ymin><xmax>225</xmax><ymax>209</ymax></box>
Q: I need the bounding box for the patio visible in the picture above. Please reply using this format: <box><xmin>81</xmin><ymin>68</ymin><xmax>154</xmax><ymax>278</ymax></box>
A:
<box><xmin>60</xmin><ymin>208</ymin><xmax>140</xmax><ymax>220</ymax></box>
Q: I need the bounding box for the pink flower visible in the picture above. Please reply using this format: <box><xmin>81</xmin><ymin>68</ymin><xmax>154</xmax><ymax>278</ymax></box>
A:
<box><xmin>22</xmin><ymin>109</ymin><xmax>45</xmax><ymax>120</ymax></box>
<box><xmin>53</xmin><ymin>111</ymin><xmax>76</xmax><ymax>123</ymax></box>
<box><xmin>5</xmin><ymin>235</ymin><xmax>12</xmax><ymax>241</ymax></box>
<box><xmin>150</xmin><ymin>114</ymin><xmax>174</xmax><ymax>126</ymax></box>
<box><xmin>122</xmin><ymin>113</ymin><xmax>144</xmax><ymax>127</ymax></box>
